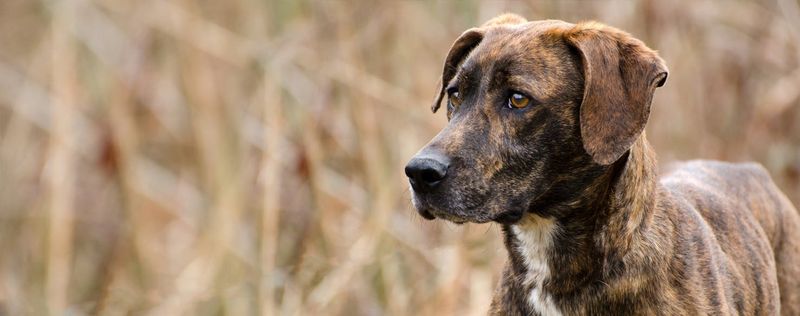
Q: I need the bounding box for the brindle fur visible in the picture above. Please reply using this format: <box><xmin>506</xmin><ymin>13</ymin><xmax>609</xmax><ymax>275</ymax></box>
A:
<box><xmin>407</xmin><ymin>14</ymin><xmax>800</xmax><ymax>315</ymax></box>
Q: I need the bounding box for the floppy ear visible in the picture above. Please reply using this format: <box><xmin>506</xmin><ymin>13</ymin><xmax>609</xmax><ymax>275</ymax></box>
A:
<box><xmin>431</xmin><ymin>28</ymin><xmax>484</xmax><ymax>112</ymax></box>
<box><xmin>564</xmin><ymin>23</ymin><xmax>668</xmax><ymax>165</ymax></box>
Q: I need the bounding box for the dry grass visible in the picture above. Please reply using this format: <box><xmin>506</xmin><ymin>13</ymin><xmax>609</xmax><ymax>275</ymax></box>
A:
<box><xmin>0</xmin><ymin>0</ymin><xmax>798</xmax><ymax>315</ymax></box>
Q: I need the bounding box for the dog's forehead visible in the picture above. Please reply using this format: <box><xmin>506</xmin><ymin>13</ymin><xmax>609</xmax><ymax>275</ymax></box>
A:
<box><xmin>483</xmin><ymin>20</ymin><xmax>572</xmax><ymax>54</ymax></box>
<box><xmin>455</xmin><ymin>20</ymin><xmax>574</xmax><ymax>73</ymax></box>
<box><xmin>449</xmin><ymin>20</ymin><xmax>576</xmax><ymax>96</ymax></box>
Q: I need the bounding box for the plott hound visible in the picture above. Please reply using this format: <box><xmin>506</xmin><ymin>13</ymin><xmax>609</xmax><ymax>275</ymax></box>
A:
<box><xmin>405</xmin><ymin>14</ymin><xmax>800</xmax><ymax>315</ymax></box>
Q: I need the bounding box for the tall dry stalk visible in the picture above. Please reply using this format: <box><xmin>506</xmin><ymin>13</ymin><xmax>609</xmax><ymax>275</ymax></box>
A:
<box><xmin>45</xmin><ymin>1</ymin><xmax>78</xmax><ymax>314</ymax></box>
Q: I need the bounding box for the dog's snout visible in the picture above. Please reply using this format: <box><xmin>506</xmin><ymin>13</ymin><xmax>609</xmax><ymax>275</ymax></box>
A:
<box><xmin>405</xmin><ymin>154</ymin><xmax>450</xmax><ymax>192</ymax></box>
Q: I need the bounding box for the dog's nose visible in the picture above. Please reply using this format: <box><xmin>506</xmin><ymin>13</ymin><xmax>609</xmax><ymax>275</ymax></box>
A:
<box><xmin>405</xmin><ymin>153</ymin><xmax>450</xmax><ymax>192</ymax></box>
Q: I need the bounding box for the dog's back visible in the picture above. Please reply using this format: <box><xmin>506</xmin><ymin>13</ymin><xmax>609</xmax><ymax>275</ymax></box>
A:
<box><xmin>662</xmin><ymin>161</ymin><xmax>800</xmax><ymax>314</ymax></box>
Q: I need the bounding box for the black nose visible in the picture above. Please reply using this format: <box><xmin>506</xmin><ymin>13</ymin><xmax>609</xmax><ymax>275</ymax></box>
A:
<box><xmin>405</xmin><ymin>153</ymin><xmax>450</xmax><ymax>192</ymax></box>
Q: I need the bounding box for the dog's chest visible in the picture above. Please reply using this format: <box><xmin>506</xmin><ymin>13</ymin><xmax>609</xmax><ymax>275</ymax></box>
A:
<box><xmin>511</xmin><ymin>216</ymin><xmax>562</xmax><ymax>316</ymax></box>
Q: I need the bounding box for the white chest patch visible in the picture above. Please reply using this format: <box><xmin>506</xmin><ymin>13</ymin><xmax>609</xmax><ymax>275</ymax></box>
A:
<box><xmin>511</xmin><ymin>215</ymin><xmax>562</xmax><ymax>316</ymax></box>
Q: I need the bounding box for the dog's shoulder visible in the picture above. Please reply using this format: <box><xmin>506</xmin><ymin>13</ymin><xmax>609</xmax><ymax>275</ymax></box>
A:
<box><xmin>660</xmin><ymin>160</ymin><xmax>790</xmax><ymax>248</ymax></box>
<box><xmin>660</xmin><ymin>160</ymin><xmax>774</xmax><ymax>198</ymax></box>
<box><xmin>659</xmin><ymin>159</ymin><xmax>783</xmax><ymax>213</ymax></box>
<box><xmin>663</xmin><ymin>159</ymin><xmax>767</xmax><ymax>180</ymax></box>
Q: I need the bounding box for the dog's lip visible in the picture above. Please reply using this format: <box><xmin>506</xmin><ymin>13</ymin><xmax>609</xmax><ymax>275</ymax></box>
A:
<box><xmin>427</xmin><ymin>208</ymin><xmax>492</xmax><ymax>224</ymax></box>
<box><xmin>413</xmin><ymin>198</ymin><xmax>493</xmax><ymax>224</ymax></box>
<box><xmin>412</xmin><ymin>194</ymin><xmax>528</xmax><ymax>225</ymax></box>
<box><xmin>414</xmin><ymin>206</ymin><xmax>482</xmax><ymax>224</ymax></box>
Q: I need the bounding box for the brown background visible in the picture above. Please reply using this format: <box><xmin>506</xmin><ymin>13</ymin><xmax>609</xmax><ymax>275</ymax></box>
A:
<box><xmin>0</xmin><ymin>0</ymin><xmax>798</xmax><ymax>314</ymax></box>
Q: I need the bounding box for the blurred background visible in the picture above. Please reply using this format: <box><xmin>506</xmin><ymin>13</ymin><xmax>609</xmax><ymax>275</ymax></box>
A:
<box><xmin>0</xmin><ymin>0</ymin><xmax>799</xmax><ymax>315</ymax></box>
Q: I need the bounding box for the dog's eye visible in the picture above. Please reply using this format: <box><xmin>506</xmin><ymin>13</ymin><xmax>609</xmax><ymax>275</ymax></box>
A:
<box><xmin>508</xmin><ymin>93</ymin><xmax>530</xmax><ymax>109</ymax></box>
<box><xmin>447</xmin><ymin>88</ymin><xmax>463</xmax><ymax>108</ymax></box>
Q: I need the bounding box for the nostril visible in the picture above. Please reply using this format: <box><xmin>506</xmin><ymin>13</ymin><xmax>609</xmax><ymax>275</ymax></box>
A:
<box><xmin>404</xmin><ymin>165</ymin><xmax>416</xmax><ymax>179</ymax></box>
<box><xmin>420</xmin><ymin>168</ymin><xmax>445</xmax><ymax>183</ymax></box>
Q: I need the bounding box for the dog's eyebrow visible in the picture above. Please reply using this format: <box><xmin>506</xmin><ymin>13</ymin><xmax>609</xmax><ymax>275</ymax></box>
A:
<box><xmin>446</xmin><ymin>67</ymin><xmax>472</xmax><ymax>89</ymax></box>
<box><xmin>505</xmin><ymin>75</ymin><xmax>537</xmax><ymax>94</ymax></box>
<box><xmin>491</xmin><ymin>60</ymin><xmax>540</xmax><ymax>97</ymax></box>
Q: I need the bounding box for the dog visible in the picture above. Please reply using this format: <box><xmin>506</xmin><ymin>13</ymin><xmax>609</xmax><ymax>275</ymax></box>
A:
<box><xmin>404</xmin><ymin>14</ymin><xmax>800</xmax><ymax>315</ymax></box>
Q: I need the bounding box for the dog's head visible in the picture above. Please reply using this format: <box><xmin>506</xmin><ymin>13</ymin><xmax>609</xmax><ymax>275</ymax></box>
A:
<box><xmin>405</xmin><ymin>15</ymin><xmax>667</xmax><ymax>224</ymax></box>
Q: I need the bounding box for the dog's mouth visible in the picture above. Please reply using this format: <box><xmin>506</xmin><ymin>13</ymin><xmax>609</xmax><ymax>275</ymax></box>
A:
<box><xmin>418</xmin><ymin>208</ymin><xmax>471</xmax><ymax>224</ymax></box>
<box><xmin>412</xmin><ymin>193</ymin><xmax>489</xmax><ymax>224</ymax></box>
<box><xmin>414</xmin><ymin>205</ymin><xmax>524</xmax><ymax>225</ymax></box>
<box><xmin>410</xmin><ymin>182</ymin><xmax>526</xmax><ymax>224</ymax></box>
<box><xmin>409</xmin><ymin>179</ymin><xmax>546</xmax><ymax>225</ymax></box>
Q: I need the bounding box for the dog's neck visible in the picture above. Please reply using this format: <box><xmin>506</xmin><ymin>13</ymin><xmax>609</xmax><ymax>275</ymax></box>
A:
<box><xmin>501</xmin><ymin>135</ymin><xmax>661</xmax><ymax>307</ymax></box>
<box><xmin>596</xmin><ymin>133</ymin><xmax>659</xmax><ymax>256</ymax></box>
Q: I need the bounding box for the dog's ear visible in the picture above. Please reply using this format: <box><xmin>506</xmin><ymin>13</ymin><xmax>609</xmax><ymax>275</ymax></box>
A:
<box><xmin>431</xmin><ymin>28</ymin><xmax>484</xmax><ymax>113</ymax></box>
<box><xmin>563</xmin><ymin>23</ymin><xmax>668</xmax><ymax>165</ymax></box>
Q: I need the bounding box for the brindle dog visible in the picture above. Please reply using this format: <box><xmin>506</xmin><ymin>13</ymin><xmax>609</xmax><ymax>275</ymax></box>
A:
<box><xmin>405</xmin><ymin>14</ymin><xmax>800</xmax><ymax>315</ymax></box>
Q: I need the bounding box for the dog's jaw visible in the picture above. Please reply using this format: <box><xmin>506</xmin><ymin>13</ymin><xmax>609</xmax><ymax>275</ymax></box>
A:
<box><xmin>510</xmin><ymin>214</ymin><xmax>562</xmax><ymax>316</ymax></box>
